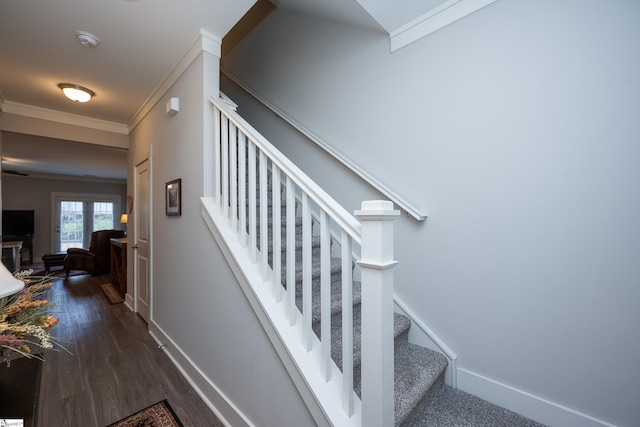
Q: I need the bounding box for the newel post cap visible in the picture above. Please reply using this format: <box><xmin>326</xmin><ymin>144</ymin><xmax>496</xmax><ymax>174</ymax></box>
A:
<box><xmin>355</xmin><ymin>200</ymin><xmax>400</xmax><ymax>220</ymax></box>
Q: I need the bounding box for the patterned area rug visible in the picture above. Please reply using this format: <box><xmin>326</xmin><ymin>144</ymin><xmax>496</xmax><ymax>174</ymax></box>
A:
<box><xmin>21</xmin><ymin>263</ymin><xmax>86</xmax><ymax>279</ymax></box>
<box><xmin>108</xmin><ymin>400</ymin><xmax>183</xmax><ymax>427</ymax></box>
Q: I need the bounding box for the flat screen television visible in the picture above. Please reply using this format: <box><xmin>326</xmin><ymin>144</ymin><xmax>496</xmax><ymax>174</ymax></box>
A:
<box><xmin>2</xmin><ymin>210</ymin><xmax>35</xmax><ymax>236</ymax></box>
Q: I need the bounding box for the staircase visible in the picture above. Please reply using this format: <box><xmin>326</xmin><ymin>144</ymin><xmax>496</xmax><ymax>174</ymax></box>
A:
<box><xmin>202</xmin><ymin>96</ymin><xmax>543</xmax><ymax>426</ymax></box>
<box><xmin>264</xmin><ymin>191</ymin><xmax>449</xmax><ymax>426</ymax></box>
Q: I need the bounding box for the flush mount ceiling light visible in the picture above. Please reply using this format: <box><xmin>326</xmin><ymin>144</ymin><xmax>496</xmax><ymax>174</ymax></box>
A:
<box><xmin>58</xmin><ymin>83</ymin><xmax>95</xmax><ymax>103</ymax></box>
<box><xmin>76</xmin><ymin>30</ymin><xmax>99</xmax><ymax>48</ymax></box>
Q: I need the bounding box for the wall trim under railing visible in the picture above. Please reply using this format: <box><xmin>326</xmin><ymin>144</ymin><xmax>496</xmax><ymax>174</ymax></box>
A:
<box><xmin>394</xmin><ymin>297</ymin><xmax>458</xmax><ymax>387</ymax></box>
<box><xmin>220</xmin><ymin>67</ymin><xmax>428</xmax><ymax>222</ymax></box>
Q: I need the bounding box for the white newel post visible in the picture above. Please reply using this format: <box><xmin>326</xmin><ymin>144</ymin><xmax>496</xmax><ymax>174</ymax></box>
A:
<box><xmin>355</xmin><ymin>200</ymin><xmax>400</xmax><ymax>427</ymax></box>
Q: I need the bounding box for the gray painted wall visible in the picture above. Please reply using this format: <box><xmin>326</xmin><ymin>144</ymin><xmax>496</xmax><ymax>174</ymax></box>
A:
<box><xmin>221</xmin><ymin>1</ymin><xmax>640</xmax><ymax>426</ymax></box>
<box><xmin>128</xmin><ymin>50</ymin><xmax>315</xmax><ymax>426</ymax></box>
<box><xmin>1</xmin><ymin>174</ymin><xmax>126</xmax><ymax>260</ymax></box>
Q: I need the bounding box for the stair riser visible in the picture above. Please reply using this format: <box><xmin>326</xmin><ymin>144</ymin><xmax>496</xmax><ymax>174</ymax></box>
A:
<box><xmin>399</xmin><ymin>377</ymin><xmax>445</xmax><ymax>427</ymax></box>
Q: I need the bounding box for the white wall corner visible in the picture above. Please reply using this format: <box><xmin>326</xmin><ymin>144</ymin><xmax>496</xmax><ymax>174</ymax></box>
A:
<box><xmin>390</xmin><ymin>0</ymin><xmax>497</xmax><ymax>52</ymax></box>
<box><xmin>457</xmin><ymin>368</ymin><xmax>620</xmax><ymax>427</ymax></box>
<box><xmin>128</xmin><ymin>29</ymin><xmax>219</xmax><ymax>132</ymax></box>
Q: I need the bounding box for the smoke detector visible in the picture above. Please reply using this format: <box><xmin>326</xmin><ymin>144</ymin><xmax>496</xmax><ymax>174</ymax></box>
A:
<box><xmin>76</xmin><ymin>31</ymin><xmax>99</xmax><ymax>48</ymax></box>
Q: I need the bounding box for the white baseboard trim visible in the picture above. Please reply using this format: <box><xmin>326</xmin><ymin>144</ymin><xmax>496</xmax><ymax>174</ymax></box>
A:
<box><xmin>124</xmin><ymin>293</ymin><xmax>134</xmax><ymax>311</ymax></box>
<box><xmin>457</xmin><ymin>368</ymin><xmax>618</xmax><ymax>427</ymax></box>
<box><xmin>148</xmin><ymin>321</ymin><xmax>253</xmax><ymax>427</ymax></box>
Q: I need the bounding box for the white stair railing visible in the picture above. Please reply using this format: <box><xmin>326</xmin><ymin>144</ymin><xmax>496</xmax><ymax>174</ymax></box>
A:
<box><xmin>202</xmin><ymin>96</ymin><xmax>399</xmax><ymax>427</ymax></box>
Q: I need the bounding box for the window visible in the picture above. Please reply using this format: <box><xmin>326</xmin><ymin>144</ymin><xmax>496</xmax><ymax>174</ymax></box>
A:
<box><xmin>53</xmin><ymin>193</ymin><xmax>121</xmax><ymax>251</ymax></box>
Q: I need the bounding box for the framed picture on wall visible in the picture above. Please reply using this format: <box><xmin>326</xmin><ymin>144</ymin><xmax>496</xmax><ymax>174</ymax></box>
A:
<box><xmin>165</xmin><ymin>179</ymin><xmax>181</xmax><ymax>216</ymax></box>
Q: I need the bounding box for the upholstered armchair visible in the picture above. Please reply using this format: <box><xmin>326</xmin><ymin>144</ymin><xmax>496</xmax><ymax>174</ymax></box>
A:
<box><xmin>63</xmin><ymin>229</ymin><xmax>125</xmax><ymax>277</ymax></box>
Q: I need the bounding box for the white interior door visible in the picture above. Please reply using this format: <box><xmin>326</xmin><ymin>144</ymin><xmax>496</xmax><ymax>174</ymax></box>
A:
<box><xmin>134</xmin><ymin>159</ymin><xmax>151</xmax><ymax>323</ymax></box>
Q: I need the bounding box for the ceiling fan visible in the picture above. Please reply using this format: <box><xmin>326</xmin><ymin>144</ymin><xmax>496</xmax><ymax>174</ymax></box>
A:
<box><xmin>2</xmin><ymin>169</ymin><xmax>29</xmax><ymax>176</ymax></box>
<box><xmin>1</xmin><ymin>158</ymin><xmax>29</xmax><ymax>176</ymax></box>
<box><xmin>2</xmin><ymin>170</ymin><xmax>29</xmax><ymax>176</ymax></box>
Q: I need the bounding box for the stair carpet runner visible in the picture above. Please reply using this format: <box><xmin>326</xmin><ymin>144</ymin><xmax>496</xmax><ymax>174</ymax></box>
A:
<box><xmin>247</xmin><ymin>171</ymin><xmax>542</xmax><ymax>426</ymax></box>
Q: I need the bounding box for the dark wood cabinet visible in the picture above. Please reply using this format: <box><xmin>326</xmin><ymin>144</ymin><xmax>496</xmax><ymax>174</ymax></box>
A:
<box><xmin>110</xmin><ymin>238</ymin><xmax>127</xmax><ymax>297</ymax></box>
<box><xmin>2</xmin><ymin>234</ymin><xmax>33</xmax><ymax>264</ymax></box>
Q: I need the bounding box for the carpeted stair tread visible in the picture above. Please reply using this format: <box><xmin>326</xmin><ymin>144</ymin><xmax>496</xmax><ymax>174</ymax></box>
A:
<box><xmin>255</xmin><ymin>183</ymin><xmax>453</xmax><ymax>426</ymax></box>
<box><xmin>407</xmin><ymin>384</ymin><xmax>545</xmax><ymax>427</ymax></box>
<box><xmin>394</xmin><ymin>342</ymin><xmax>448</xmax><ymax>426</ymax></box>
<box><xmin>281</xmin><ymin>256</ymin><xmax>343</xmax><ymax>286</ymax></box>
<box><xmin>241</xmin><ymin>204</ymin><xmax>300</xmax><ymax>229</ymax></box>
<box><xmin>295</xmin><ymin>280</ymin><xmax>362</xmax><ymax>325</ymax></box>
<box><xmin>247</xmin><ymin>213</ymin><xmax>302</xmax><ymax>236</ymax></box>
<box><xmin>267</xmin><ymin>235</ymin><xmax>321</xmax><ymax>255</ymax></box>
<box><xmin>393</xmin><ymin>313</ymin><xmax>412</xmax><ymax>348</ymax></box>
<box><xmin>340</xmin><ymin>312</ymin><xmax>414</xmax><ymax>390</ymax></box>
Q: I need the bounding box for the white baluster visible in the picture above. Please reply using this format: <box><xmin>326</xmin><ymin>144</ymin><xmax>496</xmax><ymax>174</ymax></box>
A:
<box><xmin>213</xmin><ymin>106</ymin><xmax>221</xmax><ymax>207</ymax></box>
<box><xmin>286</xmin><ymin>177</ymin><xmax>296</xmax><ymax>325</ymax></box>
<box><xmin>272</xmin><ymin>165</ymin><xmax>282</xmax><ymax>302</ymax></box>
<box><xmin>238</xmin><ymin>133</ymin><xmax>247</xmax><ymax>248</ymax></box>
<box><xmin>302</xmin><ymin>193</ymin><xmax>313</xmax><ymax>351</ymax></box>
<box><xmin>229</xmin><ymin>123</ymin><xmax>238</xmax><ymax>232</ymax></box>
<box><xmin>221</xmin><ymin>115</ymin><xmax>229</xmax><ymax>220</ymax></box>
<box><xmin>355</xmin><ymin>200</ymin><xmax>400</xmax><ymax>427</ymax></box>
<box><xmin>320</xmin><ymin>209</ymin><xmax>331</xmax><ymax>381</ymax></box>
<box><xmin>341</xmin><ymin>230</ymin><xmax>354</xmax><ymax>416</ymax></box>
<box><xmin>248</xmin><ymin>141</ymin><xmax>257</xmax><ymax>264</ymax></box>
<box><xmin>259</xmin><ymin>151</ymin><xmax>269</xmax><ymax>281</ymax></box>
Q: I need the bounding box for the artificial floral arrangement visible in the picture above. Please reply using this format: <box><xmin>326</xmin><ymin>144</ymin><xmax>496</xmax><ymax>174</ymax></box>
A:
<box><xmin>0</xmin><ymin>269</ymin><xmax>69</xmax><ymax>366</ymax></box>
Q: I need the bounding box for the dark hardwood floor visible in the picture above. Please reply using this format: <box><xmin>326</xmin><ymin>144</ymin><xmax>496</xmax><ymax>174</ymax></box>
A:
<box><xmin>34</xmin><ymin>272</ymin><xmax>224</xmax><ymax>427</ymax></box>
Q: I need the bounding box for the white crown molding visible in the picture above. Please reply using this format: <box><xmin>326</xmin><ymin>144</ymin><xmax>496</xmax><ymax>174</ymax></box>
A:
<box><xmin>390</xmin><ymin>0</ymin><xmax>496</xmax><ymax>52</ymax></box>
<box><xmin>2</xmin><ymin>171</ymin><xmax>125</xmax><ymax>184</ymax></box>
<box><xmin>128</xmin><ymin>30</ymin><xmax>222</xmax><ymax>132</ymax></box>
<box><xmin>0</xmin><ymin>100</ymin><xmax>128</xmax><ymax>134</ymax></box>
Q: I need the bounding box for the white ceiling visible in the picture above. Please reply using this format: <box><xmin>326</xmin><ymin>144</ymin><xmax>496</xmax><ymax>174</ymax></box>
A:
<box><xmin>0</xmin><ymin>0</ymin><xmax>255</xmax><ymax>124</ymax></box>
<box><xmin>270</xmin><ymin>0</ymin><xmax>384</xmax><ymax>32</ymax></box>
<box><xmin>0</xmin><ymin>0</ymin><xmax>256</xmax><ymax>181</ymax></box>
<box><xmin>271</xmin><ymin>0</ymin><xmax>449</xmax><ymax>33</ymax></box>
<box><xmin>0</xmin><ymin>0</ymin><xmax>452</xmax><ymax>181</ymax></box>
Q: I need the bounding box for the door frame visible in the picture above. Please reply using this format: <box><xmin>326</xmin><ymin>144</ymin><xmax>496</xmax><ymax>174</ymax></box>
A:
<box><xmin>132</xmin><ymin>155</ymin><xmax>152</xmax><ymax>321</ymax></box>
<box><xmin>51</xmin><ymin>192</ymin><xmax>122</xmax><ymax>252</ymax></box>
